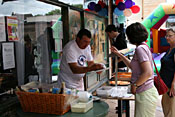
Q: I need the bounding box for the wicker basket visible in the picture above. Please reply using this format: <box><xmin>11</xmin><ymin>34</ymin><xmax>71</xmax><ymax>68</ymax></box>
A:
<box><xmin>16</xmin><ymin>91</ymin><xmax>71</xmax><ymax>115</ymax></box>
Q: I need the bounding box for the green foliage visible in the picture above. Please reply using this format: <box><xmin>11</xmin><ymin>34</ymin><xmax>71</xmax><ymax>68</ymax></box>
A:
<box><xmin>72</xmin><ymin>4</ymin><xmax>83</xmax><ymax>9</ymax></box>
<box><xmin>35</xmin><ymin>14</ymin><xmax>43</xmax><ymax>16</ymax></box>
<box><xmin>46</xmin><ymin>9</ymin><xmax>61</xmax><ymax>15</ymax></box>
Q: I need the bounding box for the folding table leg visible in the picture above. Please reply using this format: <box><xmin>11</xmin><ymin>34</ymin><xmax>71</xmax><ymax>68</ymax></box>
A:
<box><xmin>118</xmin><ymin>100</ymin><xmax>122</xmax><ymax>117</ymax></box>
<box><xmin>126</xmin><ymin>100</ymin><xmax>130</xmax><ymax>117</ymax></box>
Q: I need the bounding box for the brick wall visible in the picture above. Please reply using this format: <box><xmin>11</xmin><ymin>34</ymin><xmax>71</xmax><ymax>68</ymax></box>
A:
<box><xmin>126</xmin><ymin>0</ymin><xmax>166</xmax><ymax>26</ymax></box>
<box><xmin>143</xmin><ymin>0</ymin><xmax>166</xmax><ymax>19</ymax></box>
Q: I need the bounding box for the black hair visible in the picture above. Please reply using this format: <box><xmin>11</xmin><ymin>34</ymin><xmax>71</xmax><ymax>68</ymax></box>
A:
<box><xmin>77</xmin><ymin>28</ymin><xmax>91</xmax><ymax>39</ymax></box>
<box><xmin>126</xmin><ymin>22</ymin><xmax>148</xmax><ymax>45</ymax></box>
<box><xmin>105</xmin><ymin>24</ymin><xmax>119</xmax><ymax>32</ymax></box>
<box><xmin>24</xmin><ymin>34</ymin><xmax>31</xmax><ymax>43</ymax></box>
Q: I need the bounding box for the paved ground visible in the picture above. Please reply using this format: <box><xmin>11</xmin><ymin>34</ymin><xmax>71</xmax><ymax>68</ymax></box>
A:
<box><xmin>102</xmin><ymin>95</ymin><xmax>164</xmax><ymax>117</ymax></box>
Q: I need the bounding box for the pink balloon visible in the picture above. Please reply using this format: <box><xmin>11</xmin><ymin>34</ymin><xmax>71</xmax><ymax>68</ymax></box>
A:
<box><xmin>123</xmin><ymin>9</ymin><xmax>132</xmax><ymax>17</ymax></box>
<box><xmin>130</xmin><ymin>5</ymin><xmax>140</xmax><ymax>14</ymax></box>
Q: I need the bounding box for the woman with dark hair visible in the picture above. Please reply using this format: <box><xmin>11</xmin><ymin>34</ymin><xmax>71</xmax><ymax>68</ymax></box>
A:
<box><xmin>111</xmin><ymin>22</ymin><xmax>158</xmax><ymax>117</ymax></box>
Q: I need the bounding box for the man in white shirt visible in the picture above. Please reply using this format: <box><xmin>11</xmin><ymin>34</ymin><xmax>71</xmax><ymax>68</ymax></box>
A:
<box><xmin>58</xmin><ymin>29</ymin><xmax>104</xmax><ymax>90</ymax></box>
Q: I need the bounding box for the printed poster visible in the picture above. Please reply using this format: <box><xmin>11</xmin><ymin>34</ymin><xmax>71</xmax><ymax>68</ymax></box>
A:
<box><xmin>2</xmin><ymin>42</ymin><xmax>15</xmax><ymax>70</ymax></box>
<box><xmin>7</xmin><ymin>16</ymin><xmax>19</xmax><ymax>41</ymax></box>
<box><xmin>0</xmin><ymin>17</ymin><xmax>6</xmax><ymax>42</ymax></box>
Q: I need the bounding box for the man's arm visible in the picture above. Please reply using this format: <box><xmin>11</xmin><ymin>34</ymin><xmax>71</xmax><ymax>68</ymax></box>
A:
<box><xmin>68</xmin><ymin>63</ymin><xmax>89</xmax><ymax>74</ymax></box>
<box><xmin>87</xmin><ymin>61</ymin><xmax>94</xmax><ymax>67</ymax></box>
<box><xmin>68</xmin><ymin>61</ymin><xmax>103</xmax><ymax>74</ymax></box>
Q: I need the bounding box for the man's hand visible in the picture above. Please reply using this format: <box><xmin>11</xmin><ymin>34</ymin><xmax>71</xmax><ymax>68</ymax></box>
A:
<box><xmin>68</xmin><ymin>62</ymin><xmax>105</xmax><ymax>74</ymax></box>
<box><xmin>89</xmin><ymin>63</ymin><xmax>104</xmax><ymax>72</ymax></box>
<box><xmin>96</xmin><ymin>71</ymin><xmax>102</xmax><ymax>74</ymax></box>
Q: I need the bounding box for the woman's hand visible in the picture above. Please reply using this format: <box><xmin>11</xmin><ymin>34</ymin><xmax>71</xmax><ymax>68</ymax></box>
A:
<box><xmin>131</xmin><ymin>84</ymin><xmax>137</xmax><ymax>94</ymax></box>
<box><xmin>110</xmin><ymin>46</ymin><xmax>120</xmax><ymax>55</ymax></box>
<box><xmin>169</xmin><ymin>82</ymin><xmax>175</xmax><ymax>97</ymax></box>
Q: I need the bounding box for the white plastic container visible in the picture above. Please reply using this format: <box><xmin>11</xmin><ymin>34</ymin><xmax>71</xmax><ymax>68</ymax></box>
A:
<box><xmin>96</xmin><ymin>86</ymin><xmax>113</xmax><ymax>97</ymax></box>
<box><xmin>71</xmin><ymin>99</ymin><xmax>93</xmax><ymax>113</ymax></box>
<box><xmin>77</xmin><ymin>91</ymin><xmax>92</xmax><ymax>102</ymax></box>
<box><xmin>110</xmin><ymin>86</ymin><xmax>128</xmax><ymax>97</ymax></box>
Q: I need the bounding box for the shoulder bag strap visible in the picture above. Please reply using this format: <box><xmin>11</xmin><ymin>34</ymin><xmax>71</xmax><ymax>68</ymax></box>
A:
<box><xmin>141</xmin><ymin>43</ymin><xmax>160</xmax><ymax>76</ymax></box>
<box><xmin>174</xmin><ymin>53</ymin><xmax>175</xmax><ymax>63</ymax></box>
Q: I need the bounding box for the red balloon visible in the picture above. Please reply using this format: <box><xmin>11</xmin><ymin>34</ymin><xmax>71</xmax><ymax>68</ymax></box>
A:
<box><xmin>85</xmin><ymin>9</ymin><xmax>91</xmax><ymax>11</ymax></box>
<box><xmin>115</xmin><ymin>0</ymin><xmax>120</xmax><ymax>5</ymax></box>
<box><xmin>98</xmin><ymin>1</ymin><xmax>106</xmax><ymax>8</ymax></box>
<box><xmin>130</xmin><ymin>5</ymin><xmax>140</xmax><ymax>14</ymax></box>
<box><xmin>115</xmin><ymin>0</ymin><xmax>124</xmax><ymax>5</ymax></box>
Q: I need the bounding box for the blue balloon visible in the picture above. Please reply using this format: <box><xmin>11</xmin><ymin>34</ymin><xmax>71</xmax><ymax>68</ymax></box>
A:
<box><xmin>125</xmin><ymin>0</ymin><xmax>133</xmax><ymax>8</ymax></box>
<box><xmin>88</xmin><ymin>2</ymin><xmax>96</xmax><ymax>11</ymax></box>
<box><xmin>114</xmin><ymin>7</ymin><xmax>123</xmax><ymax>16</ymax></box>
<box><xmin>94</xmin><ymin>4</ymin><xmax>102</xmax><ymax>12</ymax></box>
<box><xmin>132</xmin><ymin>1</ymin><xmax>135</xmax><ymax>5</ymax></box>
<box><xmin>98</xmin><ymin>8</ymin><xmax>108</xmax><ymax>17</ymax></box>
<box><xmin>117</xmin><ymin>2</ymin><xmax>125</xmax><ymax>11</ymax></box>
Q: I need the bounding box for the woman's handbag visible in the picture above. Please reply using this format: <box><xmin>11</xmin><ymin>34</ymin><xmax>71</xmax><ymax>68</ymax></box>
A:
<box><xmin>152</xmin><ymin>60</ymin><xmax>168</xmax><ymax>95</ymax></box>
<box><xmin>142</xmin><ymin>43</ymin><xmax>168</xmax><ymax>95</ymax></box>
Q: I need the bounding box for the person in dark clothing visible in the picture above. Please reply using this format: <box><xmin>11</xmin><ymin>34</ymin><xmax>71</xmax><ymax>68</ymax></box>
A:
<box><xmin>24</xmin><ymin>34</ymin><xmax>37</xmax><ymax>83</ymax></box>
<box><xmin>105</xmin><ymin>24</ymin><xmax>128</xmax><ymax>113</ymax></box>
<box><xmin>160</xmin><ymin>27</ymin><xmax>175</xmax><ymax>117</ymax></box>
<box><xmin>105</xmin><ymin>24</ymin><xmax>128</xmax><ymax>72</ymax></box>
<box><xmin>36</xmin><ymin>27</ymin><xmax>54</xmax><ymax>83</ymax></box>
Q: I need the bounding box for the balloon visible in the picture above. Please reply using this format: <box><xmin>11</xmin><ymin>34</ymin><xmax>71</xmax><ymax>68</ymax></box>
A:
<box><xmin>94</xmin><ymin>4</ymin><xmax>102</xmax><ymax>12</ymax></box>
<box><xmin>130</xmin><ymin>5</ymin><xmax>140</xmax><ymax>13</ymax></box>
<box><xmin>88</xmin><ymin>2</ymin><xmax>96</xmax><ymax>11</ymax></box>
<box><xmin>123</xmin><ymin>8</ymin><xmax>132</xmax><ymax>17</ymax></box>
<box><xmin>125</xmin><ymin>0</ymin><xmax>133</xmax><ymax>8</ymax></box>
<box><xmin>98</xmin><ymin>1</ymin><xmax>106</xmax><ymax>8</ymax></box>
<box><xmin>98</xmin><ymin>8</ymin><xmax>108</xmax><ymax>17</ymax></box>
<box><xmin>114</xmin><ymin>7</ymin><xmax>123</xmax><ymax>16</ymax></box>
<box><xmin>116</xmin><ymin>0</ymin><xmax>124</xmax><ymax>5</ymax></box>
<box><xmin>85</xmin><ymin>9</ymin><xmax>91</xmax><ymax>11</ymax></box>
<box><xmin>117</xmin><ymin>15</ymin><xmax>125</xmax><ymax>23</ymax></box>
<box><xmin>132</xmin><ymin>1</ymin><xmax>135</xmax><ymax>5</ymax></box>
<box><xmin>117</xmin><ymin>2</ymin><xmax>125</xmax><ymax>11</ymax></box>
<box><xmin>115</xmin><ymin>0</ymin><xmax>120</xmax><ymax>5</ymax></box>
<box><xmin>103</xmin><ymin>8</ymin><xmax>108</xmax><ymax>16</ymax></box>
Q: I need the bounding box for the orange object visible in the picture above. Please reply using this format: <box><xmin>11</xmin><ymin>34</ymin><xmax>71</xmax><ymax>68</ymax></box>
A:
<box><xmin>109</xmin><ymin>81</ymin><xmax>130</xmax><ymax>85</ymax></box>
<box><xmin>117</xmin><ymin>72</ymin><xmax>131</xmax><ymax>78</ymax></box>
<box><xmin>16</xmin><ymin>91</ymin><xmax>71</xmax><ymax>115</ymax></box>
<box><xmin>152</xmin><ymin>28</ymin><xmax>159</xmax><ymax>53</ymax></box>
<box><xmin>111</xmin><ymin>72</ymin><xmax>131</xmax><ymax>83</ymax></box>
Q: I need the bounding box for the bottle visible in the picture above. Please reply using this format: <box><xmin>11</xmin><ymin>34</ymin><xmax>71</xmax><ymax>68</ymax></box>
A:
<box><xmin>71</xmin><ymin>88</ymin><xmax>76</xmax><ymax>96</ymax></box>
<box><xmin>59</xmin><ymin>82</ymin><xmax>65</xmax><ymax>94</ymax></box>
<box><xmin>38</xmin><ymin>87</ymin><xmax>43</xmax><ymax>93</ymax></box>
